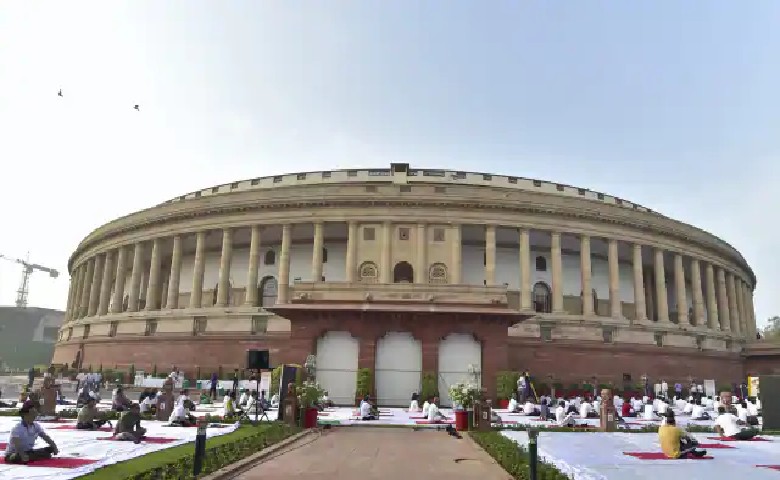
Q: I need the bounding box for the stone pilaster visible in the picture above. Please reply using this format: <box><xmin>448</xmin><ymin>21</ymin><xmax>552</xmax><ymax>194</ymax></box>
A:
<box><xmin>726</xmin><ymin>273</ymin><xmax>739</xmax><ymax>334</ymax></box>
<box><xmin>189</xmin><ymin>232</ymin><xmax>206</xmax><ymax>309</ymax></box>
<box><xmin>632</xmin><ymin>244</ymin><xmax>646</xmax><ymax>321</ymax></box>
<box><xmin>716</xmin><ymin>268</ymin><xmax>730</xmax><ymax>331</ymax></box>
<box><xmin>345</xmin><ymin>221</ymin><xmax>358</xmax><ymax>282</ymax></box>
<box><xmin>450</xmin><ymin>224</ymin><xmax>462</xmax><ymax>284</ymax></box>
<box><xmin>580</xmin><ymin>235</ymin><xmax>593</xmax><ymax>316</ymax></box>
<box><xmin>215</xmin><ymin>229</ymin><xmax>233</xmax><ymax>307</ymax></box>
<box><xmin>735</xmin><ymin>278</ymin><xmax>747</xmax><ymax>338</ymax></box>
<box><xmin>80</xmin><ymin>258</ymin><xmax>95</xmax><ymax>318</ymax></box>
<box><xmin>415</xmin><ymin>223</ymin><xmax>427</xmax><ymax>284</ymax></box>
<box><xmin>653</xmin><ymin>249</ymin><xmax>669</xmax><ymax>323</ymax></box>
<box><xmin>485</xmin><ymin>225</ymin><xmax>496</xmax><ymax>286</ymax></box>
<box><xmin>244</xmin><ymin>227</ymin><xmax>261</xmax><ymax>306</ymax></box>
<box><xmin>110</xmin><ymin>247</ymin><xmax>128</xmax><ymax>314</ymax></box>
<box><xmin>127</xmin><ymin>243</ymin><xmax>144</xmax><ymax>312</ymax></box>
<box><xmin>381</xmin><ymin>222</ymin><xmax>392</xmax><ymax>284</ymax></box>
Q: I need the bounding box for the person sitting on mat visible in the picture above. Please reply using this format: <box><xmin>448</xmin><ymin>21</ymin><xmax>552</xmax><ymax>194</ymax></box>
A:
<box><xmin>427</xmin><ymin>397</ymin><xmax>449</xmax><ymax>423</ymax></box>
<box><xmin>555</xmin><ymin>400</ymin><xmax>577</xmax><ymax>427</ymax></box>
<box><xmin>113</xmin><ymin>403</ymin><xmax>146</xmax><ymax>444</ymax></box>
<box><xmin>112</xmin><ymin>385</ymin><xmax>133</xmax><ymax>412</ymax></box>
<box><xmin>4</xmin><ymin>401</ymin><xmax>59</xmax><ymax>464</ymax></box>
<box><xmin>168</xmin><ymin>402</ymin><xmax>196</xmax><ymax>427</ymax></box>
<box><xmin>659</xmin><ymin>411</ymin><xmax>707</xmax><ymax>459</ymax></box>
<box><xmin>690</xmin><ymin>399</ymin><xmax>710</xmax><ymax>421</ymax></box>
<box><xmin>579</xmin><ymin>399</ymin><xmax>598</xmax><ymax>419</ymax></box>
<box><xmin>422</xmin><ymin>397</ymin><xmax>431</xmax><ymax>417</ymax></box>
<box><xmin>621</xmin><ymin>399</ymin><xmax>636</xmax><ymax>418</ymax></box>
<box><xmin>409</xmin><ymin>392</ymin><xmax>420</xmax><ymax>412</ymax></box>
<box><xmin>238</xmin><ymin>389</ymin><xmax>249</xmax><ymax>407</ymax></box>
<box><xmin>76</xmin><ymin>395</ymin><xmax>112</xmax><ymax>430</ymax></box>
<box><xmin>224</xmin><ymin>391</ymin><xmax>238</xmax><ymax>419</ymax></box>
<box><xmin>507</xmin><ymin>393</ymin><xmax>520</xmax><ymax>413</ymax></box>
<box><xmin>359</xmin><ymin>395</ymin><xmax>376</xmax><ymax>420</ymax></box>
<box><xmin>714</xmin><ymin>406</ymin><xmax>759</xmax><ymax>440</ymax></box>
<box><xmin>539</xmin><ymin>398</ymin><xmax>555</xmax><ymax>421</ymax></box>
<box><xmin>199</xmin><ymin>390</ymin><xmax>213</xmax><ymax>405</ymax></box>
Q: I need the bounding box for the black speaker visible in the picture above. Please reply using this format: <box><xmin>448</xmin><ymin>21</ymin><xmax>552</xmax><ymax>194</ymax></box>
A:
<box><xmin>759</xmin><ymin>375</ymin><xmax>780</xmax><ymax>430</ymax></box>
<box><xmin>246</xmin><ymin>349</ymin><xmax>270</xmax><ymax>370</ymax></box>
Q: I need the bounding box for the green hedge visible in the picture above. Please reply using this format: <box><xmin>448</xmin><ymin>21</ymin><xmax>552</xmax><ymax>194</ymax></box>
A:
<box><xmin>471</xmin><ymin>431</ymin><xmax>570</xmax><ymax>480</ymax></box>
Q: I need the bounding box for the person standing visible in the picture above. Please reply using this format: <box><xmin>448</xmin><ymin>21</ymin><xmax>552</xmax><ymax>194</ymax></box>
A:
<box><xmin>210</xmin><ymin>372</ymin><xmax>219</xmax><ymax>399</ymax></box>
<box><xmin>232</xmin><ymin>369</ymin><xmax>240</xmax><ymax>394</ymax></box>
<box><xmin>27</xmin><ymin>367</ymin><xmax>35</xmax><ymax>389</ymax></box>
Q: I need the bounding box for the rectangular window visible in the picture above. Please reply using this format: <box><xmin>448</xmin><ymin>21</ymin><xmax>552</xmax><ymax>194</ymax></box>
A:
<box><xmin>297</xmin><ymin>173</ymin><xmax>306</xmax><ymax>180</ymax></box>
<box><xmin>654</xmin><ymin>332</ymin><xmax>664</xmax><ymax>347</ymax></box>
<box><xmin>399</xmin><ymin>227</ymin><xmax>410</xmax><ymax>240</ymax></box>
<box><xmin>194</xmin><ymin>317</ymin><xmax>207</xmax><ymax>335</ymax></box>
<box><xmin>145</xmin><ymin>319</ymin><xmax>158</xmax><ymax>336</ymax></box>
<box><xmin>453</xmin><ymin>172</ymin><xmax>466</xmax><ymax>179</ymax></box>
<box><xmin>83</xmin><ymin>324</ymin><xmax>90</xmax><ymax>339</ymax></box>
<box><xmin>273</xmin><ymin>176</ymin><xmax>283</xmax><ymax>183</ymax></box>
<box><xmin>508</xmin><ymin>177</ymin><xmax>518</xmax><ymax>184</ymax></box>
<box><xmin>251</xmin><ymin>317</ymin><xmax>268</xmax><ymax>335</ymax></box>
<box><xmin>347</xmin><ymin>170</ymin><xmax>358</xmax><ymax>177</ymax></box>
<box><xmin>109</xmin><ymin>321</ymin><xmax>118</xmax><ymax>337</ymax></box>
<box><xmin>482</xmin><ymin>174</ymin><xmax>492</xmax><ymax>181</ymax></box>
<box><xmin>211</xmin><ymin>187</ymin><xmax>219</xmax><ymax>193</ymax></box>
<box><xmin>578</xmin><ymin>188</ymin><xmax>586</xmax><ymax>195</ymax></box>
<box><xmin>363</xmin><ymin>227</ymin><xmax>375</xmax><ymax>241</ymax></box>
<box><xmin>322</xmin><ymin>171</ymin><xmax>331</xmax><ymax>179</ymax></box>
<box><xmin>433</xmin><ymin>228</ymin><xmax>445</xmax><ymax>242</ymax></box>
<box><xmin>251</xmin><ymin>179</ymin><xmax>260</xmax><ymax>186</ymax></box>
<box><xmin>540</xmin><ymin>326</ymin><xmax>552</xmax><ymax>342</ymax></box>
<box><xmin>597</xmin><ymin>193</ymin><xmax>605</xmax><ymax>200</ymax></box>
<box><xmin>230</xmin><ymin>182</ymin><xmax>239</xmax><ymax>189</ymax></box>
<box><xmin>696</xmin><ymin>336</ymin><xmax>704</xmax><ymax>350</ymax></box>
<box><xmin>67</xmin><ymin>328</ymin><xmax>73</xmax><ymax>341</ymax></box>
<box><xmin>556</xmin><ymin>184</ymin><xmax>565</xmax><ymax>192</ymax></box>
<box><xmin>602</xmin><ymin>328</ymin><xmax>614</xmax><ymax>344</ymax></box>
<box><xmin>533</xmin><ymin>180</ymin><xmax>542</xmax><ymax>187</ymax></box>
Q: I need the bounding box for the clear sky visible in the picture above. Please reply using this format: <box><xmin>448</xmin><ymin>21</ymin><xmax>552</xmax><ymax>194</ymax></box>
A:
<box><xmin>0</xmin><ymin>1</ymin><xmax>777</xmax><ymax>329</ymax></box>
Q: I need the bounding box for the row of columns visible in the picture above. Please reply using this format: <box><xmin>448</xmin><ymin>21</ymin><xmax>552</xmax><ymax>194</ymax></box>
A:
<box><xmin>63</xmin><ymin>223</ymin><xmax>757</xmax><ymax>339</ymax></box>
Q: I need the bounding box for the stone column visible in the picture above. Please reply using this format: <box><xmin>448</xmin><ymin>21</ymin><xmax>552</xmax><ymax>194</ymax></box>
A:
<box><xmin>67</xmin><ymin>266</ymin><xmax>81</xmax><ymax>320</ymax></box>
<box><xmin>735</xmin><ymin>279</ymin><xmax>747</xmax><ymax>337</ymax></box>
<box><xmin>110</xmin><ymin>247</ymin><xmax>128</xmax><ymax>314</ymax></box>
<box><xmin>726</xmin><ymin>273</ymin><xmax>739</xmax><ymax>334</ymax></box>
<box><xmin>64</xmin><ymin>274</ymin><xmax>75</xmax><ymax>321</ymax></box>
<box><xmin>450</xmin><ymin>224</ymin><xmax>462</xmax><ymax>284</ymax></box>
<box><xmin>278</xmin><ymin>224</ymin><xmax>292</xmax><ymax>303</ymax></box>
<box><xmin>127</xmin><ymin>243</ymin><xmax>145</xmax><ymax>312</ymax></box>
<box><xmin>345</xmin><ymin>221</ymin><xmax>358</xmax><ymax>282</ymax></box>
<box><xmin>690</xmin><ymin>259</ymin><xmax>705</xmax><ymax>327</ymax></box>
<box><xmin>144</xmin><ymin>238</ymin><xmax>162</xmax><ymax>311</ymax></box>
<box><xmin>80</xmin><ymin>258</ymin><xmax>95</xmax><ymax>318</ymax></box>
<box><xmin>644</xmin><ymin>269</ymin><xmax>655</xmax><ymax>321</ymax></box>
<box><xmin>746</xmin><ymin>284</ymin><xmax>757</xmax><ymax>339</ymax></box>
<box><xmin>189</xmin><ymin>232</ymin><xmax>207</xmax><ymax>309</ymax></box>
<box><xmin>166</xmin><ymin>235</ymin><xmax>183</xmax><ymax>309</ymax></box>
<box><xmin>87</xmin><ymin>254</ymin><xmax>104</xmax><ymax>317</ymax></box>
<box><xmin>98</xmin><ymin>251</ymin><xmax>113</xmax><ymax>316</ymax></box>
<box><xmin>580</xmin><ymin>235</ymin><xmax>593</xmax><ymax>316</ymax></box>
<box><xmin>705</xmin><ymin>263</ymin><xmax>719</xmax><ymax>330</ymax></box>
<box><xmin>312</xmin><ymin>222</ymin><xmax>324</xmax><ymax>282</ymax></box>
<box><xmin>674</xmin><ymin>254</ymin><xmax>688</xmax><ymax>325</ymax></box>
<box><xmin>716</xmin><ymin>268</ymin><xmax>730</xmax><ymax>332</ymax></box>
<box><xmin>551</xmin><ymin>232</ymin><xmax>564</xmax><ymax>313</ymax></box>
<box><xmin>77</xmin><ymin>264</ymin><xmax>90</xmax><ymax>318</ymax></box>
<box><xmin>415</xmin><ymin>223</ymin><xmax>428</xmax><ymax>284</ymax></box>
<box><xmin>653</xmin><ymin>249</ymin><xmax>669</xmax><ymax>323</ymax></box>
<box><xmin>381</xmin><ymin>222</ymin><xmax>392</xmax><ymax>284</ymax></box>
<box><xmin>485</xmin><ymin>225</ymin><xmax>496</xmax><ymax>286</ymax></box>
<box><xmin>608</xmin><ymin>239</ymin><xmax>621</xmax><ymax>318</ymax></box>
<box><xmin>244</xmin><ymin>227</ymin><xmax>261</xmax><ymax>306</ymax></box>
<box><xmin>519</xmin><ymin>228</ymin><xmax>531</xmax><ymax>310</ymax></box>
<box><xmin>216</xmin><ymin>228</ymin><xmax>233</xmax><ymax>307</ymax></box>
<box><xmin>632</xmin><ymin>244</ymin><xmax>646</xmax><ymax>321</ymax></box>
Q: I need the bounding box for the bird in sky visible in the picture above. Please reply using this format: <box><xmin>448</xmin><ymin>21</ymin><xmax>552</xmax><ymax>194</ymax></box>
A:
<box><xmin>134</xmin><ymin>104</ymin><xmax>140</xmax><ymax>111</ymax></box>
<box><xmin>57</xmin><ymin>89</ymin><xmax>63</xmax><ymax>97</ymax></box>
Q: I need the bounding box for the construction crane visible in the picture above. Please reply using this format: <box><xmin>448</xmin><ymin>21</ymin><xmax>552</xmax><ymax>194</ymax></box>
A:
<box><xmin>0</xmin><ymin>253</ymin><xmax>59</xmax><ymax>308</ymax></box>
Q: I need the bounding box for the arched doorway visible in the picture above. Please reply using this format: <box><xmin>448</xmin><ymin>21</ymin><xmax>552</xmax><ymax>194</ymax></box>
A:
<box><xmin>393</xmin><ymin>261</ymin><xmax>414</xmax><ymax>283</ymax></box>
<box><xmin>258</xmin><ymin>276</ymin><xmax>278</xmax><ymax>308</ymax></box>
<box><xmin>375</xmin><ymin>332</ymin><xmax>422</xmax><ymax>406</ymax></box>
<box><xmin>533</xmin><ymin>282</ymin><xmax>552</xmax><ymax>313</ymax></box>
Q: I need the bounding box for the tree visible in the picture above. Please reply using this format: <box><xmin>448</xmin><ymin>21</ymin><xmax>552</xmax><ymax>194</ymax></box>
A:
<box><xmin>762</xmin><ymin>316</ymin><xmax>780</xmax><ymax>340</ymax></box>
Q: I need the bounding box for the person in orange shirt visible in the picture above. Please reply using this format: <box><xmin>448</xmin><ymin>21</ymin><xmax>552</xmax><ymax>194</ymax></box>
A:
<box><xmin>658</xmin><ymin>411</ymin><xmax>707</xmax><ymax>459</ymax></box>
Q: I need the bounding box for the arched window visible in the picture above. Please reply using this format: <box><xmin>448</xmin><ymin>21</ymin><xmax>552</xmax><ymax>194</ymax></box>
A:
<box><xmin>322</xmin><ymin>247</ymin><xmax>328</xmax><ymax>263</ymax></box>
<box><xmin>533</xmin><ymin>282</ymin><xmax>552</xmax><ymax>313</ymax></box>
<box><xmin>535</xmin><ymin>256</ymin><xmax>547</xmax><ymax>272</ymax></box>
<box><xmin>358</xmin><ymin>261</ymin><xmax>378</xmax><ymax>283</ymax></box>
<box><xmin>264</xmin><ymin>250</ymin><xmax>276</xmax><ymax>266</ymax></box>
<box><xmin>259</xmin><ymin>276</ymin><xmax>278</xmax><ymax>307</ymax></box>
<box><xmin>393</xmin><ymin>261</ymin><xmax>414</xmax><ymax>283</ymax></box>
<box><xmin>429</xmin><ymin>263</ymin><xmax>448</xmax><ymax>284</ymax></box>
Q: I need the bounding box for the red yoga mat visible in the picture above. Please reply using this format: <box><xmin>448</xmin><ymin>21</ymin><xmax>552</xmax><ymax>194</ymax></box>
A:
<box><xmin>414</xmin><ymin>420</ymin><xmax>455</xmax><ymax>425</ymax></box>
<box><xmin>756</xmin><ymin>465</ymin><xmax>780</xmax><ymax>471</ymax></box>
<box><xmin>51</xmin><ymin>425</ymin><xmax>113</xmax><ymax>432</ymax></box>
<box><xmin>697</xmin><ymin>443</ymin><xmax>735</xmax><ymax>449</ymax></box>
<box><xmin>624</xmin><ymin>452</ymin><xmax>714</xmax><ymax>460</ymax></box>
<box><xmin>0</xmin><ymin>457</ymin><xmax>98</xmax><ymax>468</ymax></box>
<box><xmin>97</xmin><ymin>436</ymin><xmax>176</xmax><ymax>444</ymax></box>
<box><xmin>0</xmin><ymin>442</ymin><xmax>5</xmax><ymax>450</ymax></box>
<box><xmin>706</xmin><ymin>436</ymin><xmax>771</xmax><ymax>442</ymax></box>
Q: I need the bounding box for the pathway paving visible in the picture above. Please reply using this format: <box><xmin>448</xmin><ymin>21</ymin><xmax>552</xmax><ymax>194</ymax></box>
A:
<box><xmin>233</xmin><ymin>427</ymin><xmax>512</xmax><ymax>480</ymax></box>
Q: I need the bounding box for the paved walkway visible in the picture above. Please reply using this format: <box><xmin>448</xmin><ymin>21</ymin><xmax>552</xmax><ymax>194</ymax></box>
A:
<box><xmin>234</xmin><ymin>427</ymin><xmax>512</xmax><ymax>480</ymax></box>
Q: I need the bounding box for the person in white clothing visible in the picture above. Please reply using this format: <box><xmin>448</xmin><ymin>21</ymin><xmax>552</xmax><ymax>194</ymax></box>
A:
<box><xmin>427</xmin><ymin>397</ymin><xmax>448</xmax><ymax>422</ymax></box>
<box><xmin>238</xmin><ymin>390</ymin><xmax>249</xmax><ymax>407</ymax></box>
<box><xmin>690</xmin><ymin>401</ymin><xmax>708</xmax><ymax>420</ymax></box>
<box><xmin>422</xmin><ymin>399</ymin><xmax>431</xmax><ymax>417</ymax></box>
<box><xmin>359</xmin><ymin>395</ymin><xmax>376</xmax><ymax>420</ymax></box>
<box><xmin>168</xmin><ymin>403</ymin><xmax>195</xmax><ymax>427</ymax></box>
<box><xmin>661</xmin><ymin>380</ymin><xmax>668</xmax><ymax>398</ymax></box>
<box><xmin>579</xmin><ymin>401</ymin><xmax>596</xmax><ymax>419</ymax></box>
<box><xmin>270</xmin><ymin>393</ymin><xmax>280</xmax><ymax>409</ymax></box>
<box><xmin>555</xmin><ymin>401</ymin><xmax>576</xmax><ymax>427</ymax></box>
<box><xmin>714</xmin><ymin>407</ymin><xmax>758</xmax><ymax>440</ymax></box>
<box><xmin>522</xmin><ymin>401</ymin><xmax>538</xmax><ymax>416</ymax></box>
<box><xmin>682</xmin><ymin>402</ymin><xmax>694</xmax><ymax>415</ymax></box>
<box><xmin>409</xmin><ymin>393</ymin><xmax>420</xmax><ymax>412</ymax></box>
<box><xmin>746</xmin><ymin>399</ymin><xmax>759</xmax><ymax>417</ymax></box>
<box><xmin>643</xmin><ymin>403</ymin><xmax>658</xmax><ymax>420</ymax></box>
<box><xmin>507</xmin><ymin>395</ymin><xmax>519</xmax><ymax>413</ymax></box>
<box><xmin>657</xmin><ymin>400</ymin><xmax>669</xmax><ymax>415</ymax></box>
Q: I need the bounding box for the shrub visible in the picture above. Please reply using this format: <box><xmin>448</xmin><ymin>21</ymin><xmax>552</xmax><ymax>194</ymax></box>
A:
<box><xmin>421</xmin><ymin>371</ymin><xmax>438</xmax><ymax>401</ymax></box>
<box><xmin>471</xmin><ymin>431</ymin><xmax>570</xmax><ymax>479</ymax></box>
<box><xmin>356</xmin><ymin>368</ymin><xmax>373</xmax><ymax>398</ymax></box>
<box><xmin>497</xmin><ymin>371</ymin><xmax>520</xmax><ymax>400</ymax></box>
<box><xmin>270</xmin><ymin>365</ymin><xmax>283</xmax><ymax>395</ymax></box>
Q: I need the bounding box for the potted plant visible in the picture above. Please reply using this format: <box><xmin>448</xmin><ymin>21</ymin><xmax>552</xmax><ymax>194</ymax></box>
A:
<box><xmin>297</xmin><ymin>380</ymin><xmax>325</xmax><ymax>429</ymax></box>
<box><xmin>448</xmin><ymin>381</ymin><xmax>481</xmax><ymax>431</ymax></box>
<box><xmin>496</xmin><ymin>371</ymin><xmax>519</xmax><ymax>408</ymax></box>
